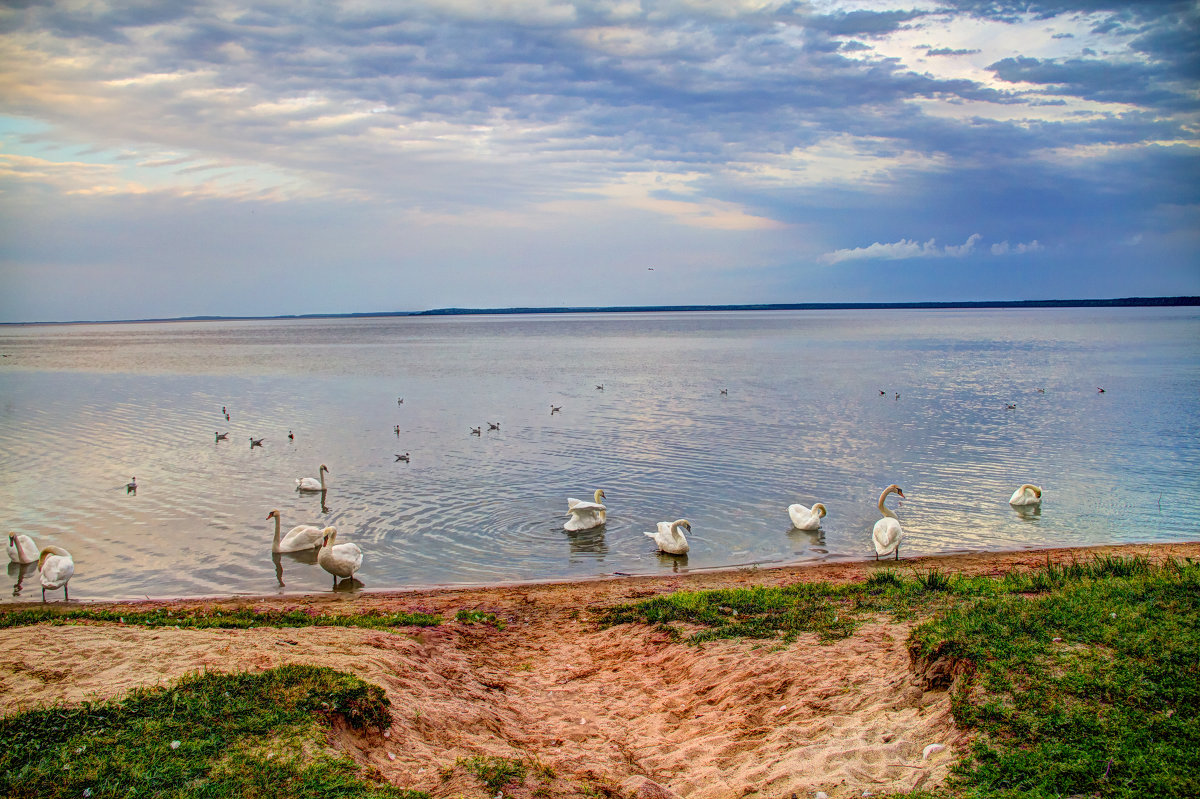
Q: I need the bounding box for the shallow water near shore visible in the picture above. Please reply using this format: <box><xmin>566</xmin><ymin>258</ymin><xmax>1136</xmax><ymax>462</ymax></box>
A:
<box><xmin>1</xmin><ymin>307</ymin><xmax>1198</xmax><ymax>601</ymax></box>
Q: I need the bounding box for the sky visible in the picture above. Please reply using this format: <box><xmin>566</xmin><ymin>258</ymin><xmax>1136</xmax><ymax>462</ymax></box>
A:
<box><xmin>0</xmin><ymin>0</ymin><xmax>1197</xmax><ymax>322</ymax></box>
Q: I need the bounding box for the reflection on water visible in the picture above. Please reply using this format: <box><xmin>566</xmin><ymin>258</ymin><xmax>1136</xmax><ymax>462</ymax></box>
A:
<box><xmin>8</xmin><ymin>561</ymin><xmax>38</xmax><ymax>598</ymax></box>
<box><xmin>1</xmin><ymin>308</ymin><xmax>1198</xmax><ymax>601</ymax></box>
<box><xmin>1011</xmin><ymin>505</ymin><xmax>1043</xmax><ymax>522</ymax></box>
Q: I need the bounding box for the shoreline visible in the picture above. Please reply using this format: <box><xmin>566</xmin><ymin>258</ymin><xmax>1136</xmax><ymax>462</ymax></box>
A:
<box><xmin>4</xmin><ymin>540</ymin><xmax>1196</xmax><ymax>799</ymax></box>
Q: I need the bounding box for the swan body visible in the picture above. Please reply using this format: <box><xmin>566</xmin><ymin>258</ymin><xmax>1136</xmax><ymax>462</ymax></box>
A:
<box><xmin>872</xmin><ymin>484</ymin><xmax>905</xmax><ymax>560</ymax></box>
<box><xmin>267</xmin><ymin>510</ymin><xmax>325</xmax><ymax>553</ymax></box>
<box><xmin>318</xmin><ymin>527</ymin><xmax>363</xmax><ymax>585</ymax></box>
<box><xmin>38</xmin><ymin>545</ymin><xmax>74</xmax><ymax>601</ymax></box>
<box><xmin>1009</xmin><ymin>484</ymin><xmax>1043</xmax><ymax>507</ymax></box>
<box><xmin>8</xmin><ymin>533</ymin><xmax>38</xmax><ymax>564</ymax></box>
<box><xmin>565</xmin><ymin>489</ymin><xmax>607</xmax><ymax>531</ymax></box>
<box><xmin>644</xmin><ymin>519</ymin><xmax>691</xmax><ymax>555</ymax></box>
<box><xmin>296</xmin><ymin>464</ymin><xmax>329</xmax><ymax>492</ymax></box>
<box><xmin>787</xmin><ymin>502</ymin><xmax>826</xmax><ymax>531</ymax></box>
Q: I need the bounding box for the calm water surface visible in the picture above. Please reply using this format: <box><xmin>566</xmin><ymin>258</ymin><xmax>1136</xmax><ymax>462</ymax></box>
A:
<box><xmin>1</xmin><ymin>309</ymin><xmax>1197</xmax><ymax>602</ymax></box>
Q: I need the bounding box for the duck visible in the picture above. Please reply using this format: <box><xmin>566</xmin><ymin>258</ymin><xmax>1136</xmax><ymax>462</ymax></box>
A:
<box><xmin>296</xmin><ymin>464</ymin><xmax>329</xmax><ymax>492</ymax></box>
<box><xmin>550</xmin><ymin>405</ymin><xmax>562</xmax><ymax>414</ymax></box>
<box><xmin>7</xmin><ymin>532</ymin><xmax>38</xmax><ymax>564</ymax></box>
<box><xmin>565</xmin><ymin>489</ymin><xmax>607</xmax><ymax>531</ymax></box>
<box><xmin>1009</xmin><ymin>484</ymin><xmax>1043</xmax><ymax>507</ymax></box>
<box><xmin>395</xmin><ymin>452</ymin><xmax>410</xmax><ymax>462</ymax></box>
<box><xmin>267</xmin><ymin>509</ymin><xmax>325</xmax><ymax>553</ymax></box>
<box><xmin>38</xmin><ymin>545</ymin><xmax>74</xmax><ymax>602</ymax></box>
<box><xmin>250</xmin><ymin>437</ymin><xmax>264</xmax><ymax>448</ymax></box>
<box><xmin>645</xmin><ymin>519</ymin><xmax>691</xmax><ymax>555</ymax></box>
<box><xmin>872</xmin><ymin>484</ymin><xmax>905</xmax><ymax>560</ymax></box>
<box><xmin>787</xmin><ymin>501</ymin><xmax>826</xmax><ymax>531</ymax></box>
<box><xmin>470</xmin><ymin>426</ymin><xmax>482</xmax><ymax>435</ymax></box>
<box><xmin>125</xmin><ymin>477</ymin><xmax>137</xmax><ymax>494</ymax></box>
<box><xmin>318</xmin><ymin>527</ymin><xmax>363</xmax><ymax>586</ymax></box>
<box><xmin>215</xmin><ymin>431</ymin><xmax>228</xmax><ymax>442</ymax></box>
<box><xmin>488</xmin><ymin>421</ymin><xmax>501</xmax><ymax>430</ymax></box>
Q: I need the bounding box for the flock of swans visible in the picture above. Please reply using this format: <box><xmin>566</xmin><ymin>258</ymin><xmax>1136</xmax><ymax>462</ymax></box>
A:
<box><xmin>564</xmin><ymin>481</ymin><xmax>1044</xmax><ymax>562</ymax></box>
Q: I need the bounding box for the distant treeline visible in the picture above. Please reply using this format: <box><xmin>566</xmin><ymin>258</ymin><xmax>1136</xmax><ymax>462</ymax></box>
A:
<box><xmin>7</xmin><ymin>296</ymin><xmax>1199</xmax><ymax>326</ymax></box>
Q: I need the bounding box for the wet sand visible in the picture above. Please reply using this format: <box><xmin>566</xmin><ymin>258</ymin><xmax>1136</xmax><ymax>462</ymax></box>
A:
<box><xmin>2</xmin><ymin>541</ymin><xmax>1196</xmax><ymax>798</ymax></box>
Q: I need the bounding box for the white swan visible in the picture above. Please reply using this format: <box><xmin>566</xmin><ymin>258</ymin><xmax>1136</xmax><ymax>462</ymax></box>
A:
<box><xmin>565</xmin><ymin>489</ymin><xmax>607</xmax><ymax>531</ymax></box>
<box><xmin>787</xmin><ymin>501</ymin><xmax>826</xmax><ymax>531</ymax></box>
<box><xmin>38</xmin><ymin>545</ymin><xmax>74</xmax><ymax>602</ymax></box>
<box><xmin>645</xmin><ymin>519</ymin><xmax>691</xmax><ymax>555</ymax></box>
<box><xmin>267</xmin><ymin>509</ymin><xmax>325</xmax><ymax>553</ymax></box>
<box><xmin>296</xmin><ymin>464</ymin><xmax>329</xmax><ymax>492</ymax></box>
<box><xmin>872</xmin><ymin>484</ymin><xmax>905</xmax><ymax>560</ymax></box>
<box><xmin>7</xmin><ymin>532</ymin><xmax>38</xmax><ymax>564</ymax></box>
<box><xmin>318</xmin><ymin>527</ymin><xmax>363</xmax><ymax>586</ymax></box>
<box><xmin>1009</xmin><ymin>484</ymin><xmax>1043</xmax><ymax>506</ymax></box>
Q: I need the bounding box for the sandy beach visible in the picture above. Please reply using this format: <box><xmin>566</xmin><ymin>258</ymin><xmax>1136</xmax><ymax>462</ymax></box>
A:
<box><xmin>3</xmin><ymin>541</ymin><xmax>1197</xmax><ymax>799</ymax></box>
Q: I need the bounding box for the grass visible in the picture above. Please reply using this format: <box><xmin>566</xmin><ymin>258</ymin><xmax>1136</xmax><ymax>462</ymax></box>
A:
<box><xmin>0</xmin><ymin>665</ymin><xmax>428</xmax><ymax>799</ymax></box>
<box><xmin>0</xmin><ymin>606</ymin><xmax>442</xmax><ymax>631</ymax></box>
<box><xmin>601</xmin><ymin>554</ymin><xmax>1199</xmax><ymax>798</ymax></box>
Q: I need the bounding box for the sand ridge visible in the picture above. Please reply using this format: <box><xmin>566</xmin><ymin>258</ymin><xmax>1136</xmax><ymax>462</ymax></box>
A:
<box><xmin>2</xmin><ymin>542</ymin><xmax>1196</xmax><ymax>798</ymax></box>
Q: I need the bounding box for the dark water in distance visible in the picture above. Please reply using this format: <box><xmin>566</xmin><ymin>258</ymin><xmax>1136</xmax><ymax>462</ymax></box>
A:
<box><xmin>1</xmin><ymin>308</ymin><xmax>1197</xmax><ymax>602</ymax></box>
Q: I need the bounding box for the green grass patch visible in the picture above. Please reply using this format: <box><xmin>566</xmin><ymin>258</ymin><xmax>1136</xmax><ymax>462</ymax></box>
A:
<box><xmin>601</xmin><ymin>554</ymin><xmax>1198</xmax><ymax>798</ymax></box>
<box><xmin>0</xmin><ymin>665</ymin><xmax>428</xmax><ymax>799</ymax></box>
<box><xmin>455</xmin><ymin>609</ymin><xmax>506</xmax><ymax>629</ymax></box>
<box><xmin>458</xmin><ymin>755</ymin><xmax>526</xmax><ymax>792</ymax></box>
<box><xmin>0</xmin><ymin>606</ymin><xmax>441</xmax><ymax>631</ymax></box>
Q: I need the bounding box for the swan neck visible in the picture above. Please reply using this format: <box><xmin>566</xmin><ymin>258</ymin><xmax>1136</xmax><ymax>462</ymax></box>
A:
<box><xmin>271</xmin><ymin>514</ymin><xmax>281</xmax><ymax>550</ymax></box>
<box><xmin>878</xmin><ymin>490</ymin><xmax>898</xmax><ymax>519</ymax></box>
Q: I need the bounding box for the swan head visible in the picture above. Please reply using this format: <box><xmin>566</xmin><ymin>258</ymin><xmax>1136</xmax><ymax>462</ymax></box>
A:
<box><xmin>266</xmin><ymin>509</ymin><xmax>279</xmax><ymax>520</ymax></box>
<box><xmin>37</xmin><ymin>546</ymin><xmax>69</xmax><ymax>569</ymax></box>
<box><xmin>675</xmin><ymin>519</ymin><xmax>691</xmax><ymax>533</ymax></box>
<box><xmin>321</xmin><ymin>527</ymin><xmax>338</xmax><ymax>546</ymax></box>
<box><xmin>813</xmin><ymin>503</ymin><xmax>827</xmax><ymax>518</ymax></box>
<box><xmin>320</xmin><ymin>464</ymin><xmax>329</xmax><ymax>474</ymax></box>
<box><xmin>1029</xmin><ymin>485</ymin><xmax>1042</xmax><ymax>498</ymax></box>
<box><xmin>595</xmin><ymin>489</ymin><xmax>606</xmax><ymax>502</ymax></box>
<box><xmin>886</xmin><ymin>485</ymin><xmax>905</xmax><ymax>499</ymax></box>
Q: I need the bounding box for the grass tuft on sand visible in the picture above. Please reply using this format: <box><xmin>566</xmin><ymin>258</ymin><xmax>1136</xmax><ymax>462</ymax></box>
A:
<box><xmin>604</xmin><ymin>554</ymin><xmax>1199</xmax><ymax>799</ymax></box>
<box><xmin>0</xmin><ymin>606</ymin><xmax>441</xmax><ymax>631</ymax></box>
<box><xmin>0</xmin><ymin>665</ymin><xmax>425</xmax><ymax>799</ymax></box>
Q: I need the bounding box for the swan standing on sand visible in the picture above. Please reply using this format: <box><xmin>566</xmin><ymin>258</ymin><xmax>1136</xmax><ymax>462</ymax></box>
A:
<box><xmin>8</xmin><ymin>533</ymin><xmax>37</xmax><ymax>564</ymax></box>
<box><xmin>872</xmin><ymin>485</ymin><xmax>905</xmax><ymax>560</ymax></box>
<box><xmin>645</xmin><ymin>519</ymin><xmax>691</xmax><ymax>555</ymax></box>
<box><xmin>296</xmin><ymin>464</ymin><xmax>329</xmax><ymax>492</ymax></box>
<box><xmin>787</xmin><ymin>501</ymin><xmax>827</xmax><ymax>531</ymax></box>
<box><xmin>267</xmin><ymin>510</ymin><xmax>325</xmax><ymax>553</ymax></box>
<box><xmin>1009</xmin><ymin>484</ymin><xmax>1043</xmax><ymax>506</ymax></box>
<box><xmin>565</xmin><ymin>489</ymin><xmax>607</xmax><ymax>531</ymax></box>
<box><xmin>38</xmin><ymin>546</ymin><xmax>74</xmax><ymax>602</ymax></box>
<box><xmin>318</xmin><ymin>527</ymin><xmax>363</xmax><ymax>586</ymax></box>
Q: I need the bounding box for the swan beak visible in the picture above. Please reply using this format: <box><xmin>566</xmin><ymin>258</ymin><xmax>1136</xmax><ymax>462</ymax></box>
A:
<box><xmin>266</xmin><ymin>511</ymin><xmax>275</xmax><ymax>520</ymax></box>
<box><xmin>896</xmin><ymin>489</ymin><xmax>906</xmax><ymax>498</ymax></box>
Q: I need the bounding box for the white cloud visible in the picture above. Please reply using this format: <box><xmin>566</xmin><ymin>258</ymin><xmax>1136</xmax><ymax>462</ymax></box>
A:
<box><xmin>990</xmin><ymin>239</ymin><xmax>1043</xmax><ymax>255</ymax></box>
<box><xmin>821</xmin><ymin>233</ymin><xmax>980</xmax><ymax>264</ymax></box>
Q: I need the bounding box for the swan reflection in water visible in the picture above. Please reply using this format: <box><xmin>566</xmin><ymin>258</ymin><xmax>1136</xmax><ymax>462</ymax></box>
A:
<box><xmin>272</xmin><ymin>548</ymin><xmax>320</xmax><ymax>588</ymax></box>
<box><xmin>1011</xmin><ymin>504</ymin><xmax>1043</xmax><ymax>521</ymax></box>
<box><xmin>655</xmin><ymin>551</ymin><xmax>688</xmax><ymax>572</ymax></box>
<box><xmin>9</xmin><ymin>561</ymin><xmax>38</xmax><ymax>597</ymax></box>
<box><xmin>564</xmin><ymin>525</ymin><xmax>609</xmax><ymax>561</ymax></box>
<box><xmin>331</xmin><ymin>577</ymin><xmax>364</xmax><ymax>594</ymax></box>
<box><xmin>787</xmin><ymin>526</ymin><xmax>827</xmax><ymax>554</ymax></box>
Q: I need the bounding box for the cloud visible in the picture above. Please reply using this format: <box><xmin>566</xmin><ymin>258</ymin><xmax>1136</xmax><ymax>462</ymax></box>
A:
<box><xmin>820</xmin><ymin>233</ymin><xmax>981</xmax><ymax>264</ymax></box>
<box><xmin>990</xmin><ymin>239</ymin><xmax>1044</xmax><ymax>255</ymax></box>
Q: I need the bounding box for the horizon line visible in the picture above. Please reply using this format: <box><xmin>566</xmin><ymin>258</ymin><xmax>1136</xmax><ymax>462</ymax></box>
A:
<box><xmin>3</xmin><ymin>296</ymin><xmax>1198</xmax><ymax>326</ymax></box>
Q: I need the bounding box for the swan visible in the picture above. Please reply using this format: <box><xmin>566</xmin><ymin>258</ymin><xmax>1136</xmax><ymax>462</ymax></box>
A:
<box><xmin>565</xmin><ymin>489</ymin><xmax>607</xmax><ymax>531</ymax></box>
<box><xmin>787</xmin><ymin>501</ymin><xmax>826</xmax><ymax>531</ymax></box>
<box><xmin>1009</xmin><ymin>484</ymin><xmax>1043</xmax><ymax>507</ymax></box>
<box><xmin>318</xmin><ymin>527</ymin><xmax>363</xmax><ymax>586</ymax></box>
<box><xmin>8</xmin><ymin>533</ymin><xmax>38</xmax><ymax>564</ymax></box>
<box><xmin>296</xmin><ymin>464</ymin><xmax>329</xmax><ymax>492</ymax></box>
<box><xmin>645</xmin><ymin>519</ymin><xmax>691</xmax><ymax>555</ymax></box>
<box><xmin>38</xmin><ymin>545</ymin><xmax>74</xmax><ymax>602</ymax></box>
<box><xmin>266</xmin><ymin>510</ymin><xmax>325</xmax><ymax>553</ymax></box>
<box><xmin>872</xmin><ymin>484</ymin><xmax>905</xmax><ymax>560</ymax></box>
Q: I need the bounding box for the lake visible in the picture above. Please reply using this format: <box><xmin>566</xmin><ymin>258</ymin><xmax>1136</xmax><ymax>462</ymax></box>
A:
<box><xmin>1</xmin><ymin>308</ymin><xmax>1197</xmax><ymax>602</ymax></box>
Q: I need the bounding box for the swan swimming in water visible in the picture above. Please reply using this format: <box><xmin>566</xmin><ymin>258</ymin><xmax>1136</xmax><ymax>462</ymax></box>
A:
<box><xmin>267</xmin><ymin>509</ymin><xmax>325</xmax><ymax>553</ymax></box>
<box><xmin>565</xmin><ymin>489</ymin><xmax>607</xmax><ymax>531</ymax></box>
<box><xmin>645</xmin><ymin>519</ymin><xmax>691</xmax><ymax>555</ymax></box>
<box><xmin>872</xmin><ymin>485</ymin><xmax>905</xmax><ymax>560</ymax></box>
<box><xmin>7</xmin><ymin>532</ymin><xmax>38</xmax><ymax>564</ymax></box>
<box><xmin>318</xmin><ymin>527</ymin><xmax>363</xmax><ymax>586</ymax></box>
<box><xmin>787</xmin><ymin>501</ymin><xmax>826</xmax><ymax>531</ymax></box>
<box><xmin>296</xmin><ymin>464</ymin><xmax>329</xmax><ymax>492</ymax></box>
<box><xmin>1009</xmin><ymin>484</ymin><xmax>1043</xmax><ymax>506</ymax></box>
<box><xmin>38</xmin><ymin>545</ymin><xmax>74</xmax><ymax>602</ymax></box>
